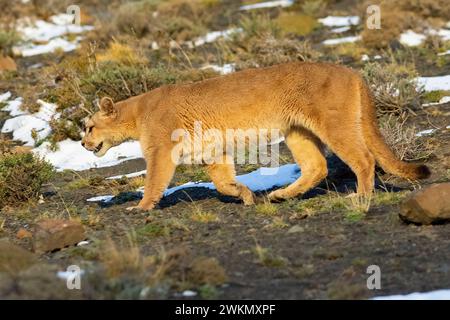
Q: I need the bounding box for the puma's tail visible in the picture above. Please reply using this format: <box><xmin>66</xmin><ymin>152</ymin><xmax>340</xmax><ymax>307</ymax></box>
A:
<box><xmin>359</xmin><ymin>79</ymin><xmax>431</xmax><ymax>180</ymax></box>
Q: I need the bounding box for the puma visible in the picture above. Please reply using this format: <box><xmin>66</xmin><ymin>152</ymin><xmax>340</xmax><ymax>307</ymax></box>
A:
<box><xmin>81</xmin><ymin>62</ymin><xmax>430</xmax><ymax>211</ymax></box>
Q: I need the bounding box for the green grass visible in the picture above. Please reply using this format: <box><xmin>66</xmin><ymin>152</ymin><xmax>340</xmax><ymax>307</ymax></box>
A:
<box><xmin>136</xmin><ymin>222</ymin><xmax>170</xmax><ymax>239</ymax></box>
<box><xmin>422</xmin><ymin>90</ymin><xmax>450</xmax><ymax>103</ymax></box>
<box><xmin>254</xmin><ymin>244</ymin><xmax>287</xmax><ymax>268</ymax></box>
<box><xmin>255</xmin><ymin>201</ymin><xmax>279</xmax><ymax>216</ymax></box>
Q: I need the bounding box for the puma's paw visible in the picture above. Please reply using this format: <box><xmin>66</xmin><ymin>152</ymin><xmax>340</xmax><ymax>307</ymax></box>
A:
<box><xmin>125</xmin><ymin>205</ymin><xmax>142</xmax><ymax>213</ymax></box>
<box><xmin>125</xmin><ymin>203</ymin><xmax>155</xmax><ymax>213</ymax></box>
<box><xmin>268</xmin><ymin>189</ymin><xmax>288</xmax><ymax>202</ymax></box>
<box><xmin>241</xmin><ymin>190</ymin><xmax>256</xmax><ymax>206</ymax></box>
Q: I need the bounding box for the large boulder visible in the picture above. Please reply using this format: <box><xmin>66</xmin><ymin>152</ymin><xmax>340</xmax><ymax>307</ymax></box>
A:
<box><xmin>400</xmin><ymin>183</ymin><xmax>450</xmax><ymax>225</ymax></box>
<box><xmin>33</xmin><ymin>219</ymin><xmax>86</xmax><ymax>253</ymax></box>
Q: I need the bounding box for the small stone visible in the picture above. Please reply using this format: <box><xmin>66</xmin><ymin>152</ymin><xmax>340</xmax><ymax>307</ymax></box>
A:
<box><xmin>288</xmin><ymin>225</ymin><xmax>305</xmax><ymax>234</ymax></box>
<box><xmin>16</xmin><ymin>228</ymin><xmax>33</xmax><ymax>239</ymax></box>
<box><xmin>33</xmin><ymin>219</ymin><xmax>86</xmax><ymax>253</ymax></box>
<box><xmin>0</xmin><ymin>55</ymin><xmax>17</xmax><ymax>72</ymax></box>
<box><xmin>400</xmin><ymin>183</ymin><xmax>450</xmax><ymax>225</ymax></box>
<box><xmin>182</xmin><ymin>290</ymin><xmax>197</xmax><ymax>297</ymax></box>
<box><xmin>0</xmin><ymin>240</ymin><xmax>36</xmax><ymax>273</ymax></box>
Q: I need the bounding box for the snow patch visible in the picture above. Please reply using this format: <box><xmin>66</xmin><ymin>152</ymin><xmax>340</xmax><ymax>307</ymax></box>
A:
<box><xmin>415</xmin><ymin>129</ymin><xmax>435</xmax><ymax>137</ymax></box>
<box><xmin>438</xmin><ymin>50</ymin><xmax>450</xmax><ymax>56</ymax></box>
<box><xmin>240</xmin><ymin>0</ymin><xmax>294</xmax><ymax>11</ymax></box>
<box><xmin>33</xmin><ymin>139</ymin><xmax>143</xmax><ymax>172</ymax></box>
<box><xmin>17</xmin><ymin>15</ymin><xmax>93</xmax><ymax>43</ymax></box>
<box><xmin>331</xmin><ymin>26</ymin><xmax>351</xmax><ymax>33</ymax></box>
<box><xmin>14</xmin><ymin>37</ymin><xmax>81</xmax><ymax>57</ymax></box>
<box><xmin>417</xmin><ymin>75</ymin><xmax>450</xmax><ymax>91</ymax></box>
<box><xmin>13</xmin><ymin>14</ymin><xmax>93</xmax><ymax>57</ymax></box>
<box><xmin>202</xmin><ymin>63</ymin><xmax>236</xmax><ymax>75</ymax></box>
<box><xmin>88</xmin><ymin>164</ymin><xmax>301</xmax><ymax>203</ymax></box>
<box><xmin>318</xmin><ymin>16</ymin><xmax>360</xmax><ymax>27</ymax></box>
<box><xmin>322</xmin><ymin>36</ymin><xmax>361</xmax><ymax>46</ymax></box>
<box><xmin>87</xmin><ymin>195</ymin><xmax>115</xmax><ymax>203</ymax></box>
<box><xmin>399</xmin><ymin>30</ymin><xmax>426</xmax><ymax>47</ymax></box>
<box><xmin>422</xmin><ymin>96</ymin><xmax>450</xmax><ymax>107</ymax></box>
<box><xmin>373</xmin><ymin>290</ymin><xmax>450</xmax><ymax>300</ymax></box>
<box><xmin>1</xmin><ymin>100</ymin><xmax>59</xmax><ymax>146</ymax></box>
<box><xmin>107</xmin><ymin>170</ymin><xmax>147</xmax><ymax>180</ymax></box>
<box><xmin>400</xmin><ymin>29</ymin><xmax>450</xmax><ymax>47</ymax></box>
<box><xmin>191</xmin><ymin>28</ymin><xmax>241</xmax><ymax>47</ymax></box>
<box><xmin>0</xmin><ymin>92</ymin><xmax>12</xmax><ymax>102</ymax></box>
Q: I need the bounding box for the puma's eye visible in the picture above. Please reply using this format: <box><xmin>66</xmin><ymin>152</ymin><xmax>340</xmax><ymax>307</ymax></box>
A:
<box><xmin>87</xmin><ymin>126</ymin><xmax>93</xmax><ymax>134</ymax></box>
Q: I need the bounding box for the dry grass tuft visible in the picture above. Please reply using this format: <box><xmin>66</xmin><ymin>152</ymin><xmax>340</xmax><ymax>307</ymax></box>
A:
<box><xmin>362</xmin><ymin>61</ymin><xmax>422</xmax><ymax>116</ymax></box>
<box><xmin>379</xmin><ymin>115</ymin><xmax>434</xmax><ymax>161</ymax></box>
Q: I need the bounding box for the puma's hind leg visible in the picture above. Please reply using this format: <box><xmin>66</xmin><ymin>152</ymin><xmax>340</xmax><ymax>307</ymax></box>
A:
<box><xmin>268</xmin><ymin>128</ymin><xmax>328</xmax><ymax>201</ymax></box>
<box><xmin>317</xmin><ymin>125</ymin><xmax>376</xmax><ymax>195</ymax></box>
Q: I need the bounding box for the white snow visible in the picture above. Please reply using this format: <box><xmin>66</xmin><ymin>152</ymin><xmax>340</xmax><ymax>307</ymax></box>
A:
<box><xmin>240</xmin><ymin>0</ymin><xmax>294</xmax><ymax>11</ymax></box>
<box><xmin>13</xmin><ymin>14</ymin><xmax>93</xmax><ymax>57</ymax></box>
<box><xmin>417</xmin><ymin>75</ymin><xmax>450</xmax><ymax>91</ymax></box>
<box><xmin>399</xmin><ymin>30</ymin><xmax>427</xmax><ymax>47</ymax></box>
<box><xmin>88</xmin><ymin>164</ymin><xmax>301</xmax><ymax>203</ymax></box>
<box><xmin>77</xmin><ymin>241</ymin><xmax>90</xmax><ymax>246</ymax></box>
<box><xmin>191</xmin><ymin>28</ymin><xmax>241</xmax><ymax>47</ymax></box>
<box><xmin>0</xmin><ymin>92</ymin><xmax>12</xmax><ymax>102</ymax></box>
<box><xmin>14</xmin><ymin>37</ymin><xmax>80</xmax><ymax>57</ymax></box>
<box><xmin>1</xmin><ymin>97</ymin><xmax>25</xmax><ymax>116</ymax></box>
<box><xmin>331</xmin><ymin>26</ymin><xmax>351</xmax><ymax>33</ymax></box>
<box><xmin>181</xmin><ymin>290</ymin><xmax>197</xmax><ymax>297</ymax></box>
<box><xmin>1</xmin><ymin>100</ymin><xmax>59</xmax><ymax>146</ymax></box>
<box><xmin>438</xmin><ymin>50</ymin><xmax>450</xmax><ymax>56</ymax></box>
<box><xmin>87</xmin><ymin>195</ymin><xmax>115</xmax><ymax>203</ymax></box>
<box><xmin>400</xmin><ymin>29</ymin><xmax>450</xmax><ymax>47</ymax></box>
<box><xmin>374</xmin><ymin>290</ymin><xmax>450</xmax><ymax>300</ymax></box>
<box><xmin>318</xmin><ymin>16</ymin><xmax>360</xmax><ymax>27</ymax></box>
<box><xmin>17</xmin><ymin>15</ymin><xmax>93</xmax><ymax>43</ymax></box>
<box><xmin>431</xmin><ymin>28</ymin><xmax>450</xmax><ymax>41</ymax></box>
<box><xmin>322</xmin><ymin>36</ymin><xmax>361</xmax><ymax>46</ymax></box>
<box><xmin>415</xmin><ymin>129</ymin><xmax>435</xmax><ymax>137</ymax></box>
<box><xmin>202</xmin><ymin>63</ymin><xmax>236</xmax><ymax>75</ymax></box>
<box><xmin>107</xmin><ymin>170</ymin><xmax>147</xmax><ymax>180</ymax></box>
<box><xmin>33</xmin><ymin>139</ymin><xmax>143</xmax><ymax>172</ymax></box>
<box><xmin>422</xmin><ymin>96</ymin><xmax>450</xmax><ymax>107</ymax></box>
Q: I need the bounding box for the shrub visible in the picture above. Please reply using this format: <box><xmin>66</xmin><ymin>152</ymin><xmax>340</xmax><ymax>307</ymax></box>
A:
<box><xmin>379</xmin><ymin>115</ymin><xmax>434</xmax><ymax>161</ymax></box>
<box><xmin>233</xmin><ymin>37</ymin><xmax>320</xmax><ymax>70</ymax></box>
<box><xmin>0</xmin><ymin>153</ymin><xmax>54</xmax><ymax>208</ymax></box>
<box><xmin>362</xmin><ymin>61</ymin><xmax>422</xmax><ymax>116</ymax></box>
<box><xmin>0</xmin><ymin>30</ymin><xmax>21</xmax><ymax>56</ymax></box>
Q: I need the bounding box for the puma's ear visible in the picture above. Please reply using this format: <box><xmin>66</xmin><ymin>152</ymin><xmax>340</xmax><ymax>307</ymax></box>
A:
<box><xmin>99</xmin><ymin>97</ymin><xmax>116</xmax><ymax>117</ymax></box>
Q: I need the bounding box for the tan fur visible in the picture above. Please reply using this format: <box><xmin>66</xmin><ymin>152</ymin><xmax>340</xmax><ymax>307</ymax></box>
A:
<box><xmin>81</xmin><ymin>62</ymin><xmax>430</xmax><ymax>211</ymax></box>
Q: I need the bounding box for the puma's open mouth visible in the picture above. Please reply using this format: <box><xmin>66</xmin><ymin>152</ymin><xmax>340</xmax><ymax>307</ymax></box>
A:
<box><xmin>94</xmin><ymin>142</ymin><xmax>103</xmax><ymax>153</ymax></box>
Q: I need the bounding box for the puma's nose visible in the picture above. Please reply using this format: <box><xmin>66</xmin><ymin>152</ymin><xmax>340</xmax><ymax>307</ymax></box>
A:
<box><xmin>81</xmin><ymin>141</ymin><xmax>85</xmax><ymax>147</ymax></box>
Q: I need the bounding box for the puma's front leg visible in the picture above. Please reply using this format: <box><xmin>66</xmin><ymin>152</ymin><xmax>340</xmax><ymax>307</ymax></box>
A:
<box><xmin>126</xmin><ymin>146</ymin><xmax>176</xmax><ymax>212</ymax></box>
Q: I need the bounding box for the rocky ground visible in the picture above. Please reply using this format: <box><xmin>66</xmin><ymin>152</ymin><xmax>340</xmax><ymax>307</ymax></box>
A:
<box><xmin>0</xmin><ymin>0</ymin><xmax>450</xmax><ymax>300</ymax></box>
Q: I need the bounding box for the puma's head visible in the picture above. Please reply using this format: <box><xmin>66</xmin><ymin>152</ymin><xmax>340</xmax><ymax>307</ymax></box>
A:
<box><xmin>81</xmin><ymin>97</ymin><xmax>134</xmax><ymax>157</ymax></box>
